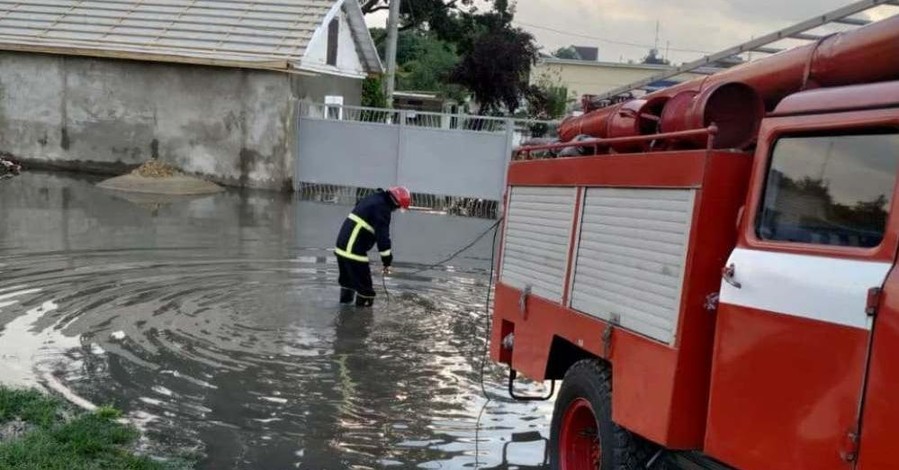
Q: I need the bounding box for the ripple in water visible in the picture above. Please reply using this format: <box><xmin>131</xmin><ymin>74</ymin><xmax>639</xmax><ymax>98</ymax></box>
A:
<box><xmin>0</xmin><ymin>173</ymin><xmax>553</xmax><ymax>469</ymax></box>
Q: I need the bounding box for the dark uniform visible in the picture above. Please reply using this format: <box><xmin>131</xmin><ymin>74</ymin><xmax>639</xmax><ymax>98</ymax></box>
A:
<box><xmin>335</xmin><ymin>189</ymin><xmax>397</xmax><ymax>306</ymax></box>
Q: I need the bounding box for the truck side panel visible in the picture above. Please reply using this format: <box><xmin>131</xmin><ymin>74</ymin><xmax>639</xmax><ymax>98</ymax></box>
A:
<box><xmin>490</xmin><ymin>150</ymin><xmax>752</xmax><ymax>448</ymax></box>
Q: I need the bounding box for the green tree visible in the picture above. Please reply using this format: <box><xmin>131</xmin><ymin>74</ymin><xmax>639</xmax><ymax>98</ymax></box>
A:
<box><xmin>526</xmin><ymin>84</ymin><xmax>569</xmax><ymax>119</ymax></box>
<box><xmin>642</xmin><ymin>48</ymin><xmax>670</xmax><ymax>65</ymax></box>
<box><xmin>446</xmin><ymin>1</ymin><xmax>538</xmax><ymax>113</ymax></box>
<box><xmin>552</xmin><ymin>46</ymin><xmax>581</xmax><ymax>60</ymax></box>
<box><xmin>370</xmin><ymin>29</ymin><xmax>463</xmax><ymax>100</ymax></box>
<box><xmin>365</xmin><ymin>0</ymin><xmax>538</xmax><ymax>114</ymax></box>
<box><xmin>360</xmin><ymin>0</ymin><xmax>478</xmax><ymax>33</ymax></box>
<box><xmin>449</xmin><ymin>26</ymin><xmax>538</xmax><ymax>114</ymax></box>
<box><xmin>361</xmin><ymin>75</ymin><xmax>387</xmax><ymax>108</ymax></box>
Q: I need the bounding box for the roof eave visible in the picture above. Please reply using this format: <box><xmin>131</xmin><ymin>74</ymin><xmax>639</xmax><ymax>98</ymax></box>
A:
<box><xmin>0</xmin><ymin>41</ymin><xmax>303</xmax><ymax>72</ymax></box>
<box><xmin>342</xmin><ymin>0</ymin><xmax>384</xmax><ymax>74</ymax></box>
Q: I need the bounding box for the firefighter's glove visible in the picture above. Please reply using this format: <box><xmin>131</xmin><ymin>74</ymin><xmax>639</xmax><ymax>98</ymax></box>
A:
<box><xmin>381</xmin><ymin>253</ymin><xmax>393</xmax><ymax>268</ymax></box>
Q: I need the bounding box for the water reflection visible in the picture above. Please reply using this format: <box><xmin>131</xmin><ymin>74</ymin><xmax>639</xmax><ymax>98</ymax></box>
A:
<box><xmin>0</xmin><ymin>172</ymin><xmax>552</xmax><ymax>469</ymax></box>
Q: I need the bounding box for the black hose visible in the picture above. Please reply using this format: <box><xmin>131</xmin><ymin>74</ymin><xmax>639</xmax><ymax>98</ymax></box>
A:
<box><xmin>381</xmin><ymin>272</ymin><xmax>390</xmax><ymax>304</ymax></box>
<box><xmin>478</xmin><ymin>219</ymin><xmax>501</xmax><ymax>400</ymax></box>
<box><xmin>407</xmin><ymin>218</ymin><xmax>503</xmax><ymax>276</ymax></box>
<box><xmin>474</xmin><ymin>220</ymin><xmax>501</xmax><ymax>469</ymax></box>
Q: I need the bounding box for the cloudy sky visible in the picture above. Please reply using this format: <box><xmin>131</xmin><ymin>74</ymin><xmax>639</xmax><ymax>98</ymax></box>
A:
<box><xmin>365</xmin><ymin>0</ymin><xmax>899</xmax><ymax>64</ymax></box>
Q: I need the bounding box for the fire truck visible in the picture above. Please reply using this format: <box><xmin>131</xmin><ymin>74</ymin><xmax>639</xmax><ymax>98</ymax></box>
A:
<box><xmin>489</xmin><ymin>9</ymin><xmax>899</xmax><ymax>470</ymax></box>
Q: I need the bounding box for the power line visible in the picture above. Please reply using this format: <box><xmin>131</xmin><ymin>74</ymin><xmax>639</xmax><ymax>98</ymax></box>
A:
<box><xmin>513</xmin><ymin>20</ymin><xmax>714</xmax><ymax>55</ymax></box>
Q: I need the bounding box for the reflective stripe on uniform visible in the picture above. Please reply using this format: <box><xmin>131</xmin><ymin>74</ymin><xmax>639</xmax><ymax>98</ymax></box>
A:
<box><xmin>379</xmin><ymin>249</ymin><xmax>391</xmax><ymax>257</ymax></box>
<box><xmin>334</xmin><ymin>248</ymin><xmax>369</xmax><ymax>262</ymax></box>
<box><xmin>337</xmin><ymin>213</ymin><xmax>377</xmax><ymax>261</ymax></box>
<box><xmin>346</xmin><ymin>223</ymin><xmax>365</xmax><ymax>257</ymax></box>
<box><xmin>348</xmin><ymin>213</ymin><xmax>375</xmax><ymax>233</ymax></box>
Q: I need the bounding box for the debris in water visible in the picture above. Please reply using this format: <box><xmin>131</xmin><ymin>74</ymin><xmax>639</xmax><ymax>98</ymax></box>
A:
<box><xmin>151</xmin><ymin>385</ymin><xmax>174</xmax><ymax>397</ymax></box>
<box><xmin>259</xmin><ymin>396</ymin><xmax>288</xmax><ymax>404</ymax></box>
<box><xmin>111</xmin><ymin>331</ymin><xmax>126</xmax><ymax>340</ymax></box>
<box><xmin>132</xmin><ymin>159</ymin><xmax>180</xmax><ymax>178</ymax></box>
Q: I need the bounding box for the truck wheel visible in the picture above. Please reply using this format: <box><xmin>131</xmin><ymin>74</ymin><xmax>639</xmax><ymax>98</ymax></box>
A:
<box><xmin>550</xmin><ymin>359</ymin><xmax>648</xmax><ymax>470</ymax></box>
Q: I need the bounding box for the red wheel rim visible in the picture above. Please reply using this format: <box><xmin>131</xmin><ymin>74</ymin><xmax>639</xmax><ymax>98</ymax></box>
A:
<box><xmin>559</xmin><ymin>398</ymin><xmax>601</xmax><ymax>469</ymax></box>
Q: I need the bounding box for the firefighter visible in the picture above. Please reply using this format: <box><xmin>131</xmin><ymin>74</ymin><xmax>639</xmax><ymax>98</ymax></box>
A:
<box><xmin>334</xmin><ymin>186</ymin><xmax>412</xmax><ymax>307</ymax></box>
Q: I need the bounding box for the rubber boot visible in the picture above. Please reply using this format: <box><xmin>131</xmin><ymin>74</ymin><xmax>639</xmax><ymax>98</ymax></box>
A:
<box><xmin>339</xmin><ymin>288</ymin><xmax>355</xmax><ymax>304</ymax></box>
<box><xmin>355</xmin><ymin>296</ymin><xmax>374</xmax><ymax>308</ymax></box>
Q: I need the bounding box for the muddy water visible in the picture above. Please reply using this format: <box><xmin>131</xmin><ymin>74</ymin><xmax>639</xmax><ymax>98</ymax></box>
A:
<box><xmin>0</xmin><ymin>173</ymin><xmax>553</xmax><ymax>469</ymax></box>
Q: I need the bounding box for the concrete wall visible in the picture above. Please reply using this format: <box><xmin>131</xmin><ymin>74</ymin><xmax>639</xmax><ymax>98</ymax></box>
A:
<box><xmin>0</xmin><ymin>51</ymin><xmax>360</xmax><ymax>191</ymax></box>
<box><xmin>290</xmin><ymin>73</ymin><xmax>362</xmax><ymax>105</ymax></box>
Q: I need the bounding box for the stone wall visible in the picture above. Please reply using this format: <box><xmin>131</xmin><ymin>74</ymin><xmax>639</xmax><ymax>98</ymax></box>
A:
<box><xmin>0</xmin><ymin>51</ymin><xmax>361</xmax><ymax>191</ymax></box>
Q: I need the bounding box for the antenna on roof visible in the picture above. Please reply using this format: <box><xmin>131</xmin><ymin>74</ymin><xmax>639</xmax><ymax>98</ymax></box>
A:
<box><xmin>654</xmin><ymin>20</ymin><xmax>660</xmax><ymax>51</ymax></box>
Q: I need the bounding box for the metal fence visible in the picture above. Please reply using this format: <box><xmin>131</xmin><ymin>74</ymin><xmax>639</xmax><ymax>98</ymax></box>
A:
<box><xmin>297</xmin><ymin>183</ymin><xmax>499</xmax><ymax>219</ymax></box>
<box><xmin>301</xmin><ymin>102</ymin><xmax>559</xmax><ymax>138</ymax></box>
<box><xmin>294</xmin><ymin>102</ymin><xmax>558</xmax><ymax>208</ymax></box>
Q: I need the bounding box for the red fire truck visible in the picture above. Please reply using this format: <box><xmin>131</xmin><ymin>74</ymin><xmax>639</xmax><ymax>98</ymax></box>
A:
<box><xmin>489</xmin><ymin>12</ymin><xmax>899</xmax><ymax>470</ymax></box>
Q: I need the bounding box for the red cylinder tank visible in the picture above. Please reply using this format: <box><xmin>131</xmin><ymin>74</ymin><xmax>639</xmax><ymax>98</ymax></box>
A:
<box><xmin>659</xmin><ymin>82</ymin><xmax>764</xmax><ymax>149</ymax></box>
<box><xmin>605</xmin><ymin>96</ymin><xmax>669</xmax><ymax>152</ymax></box>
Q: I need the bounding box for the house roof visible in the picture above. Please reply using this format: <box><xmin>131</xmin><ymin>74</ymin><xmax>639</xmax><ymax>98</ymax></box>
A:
<box><xmin>0</xmin><ymin>0</ymin><xmax>382</xmax><ymax>73</ymax></box>
<box><xmin>538</xmin><ymin>57</ymin><xmax>721</xmax><ymax>75</ymax></box>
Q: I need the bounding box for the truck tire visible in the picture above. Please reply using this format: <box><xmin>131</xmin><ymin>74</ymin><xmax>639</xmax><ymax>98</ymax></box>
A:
<box><xmin>550</xmin><ymin>359</ymin><xmax>649</xmax><ymax>470</ymax></box>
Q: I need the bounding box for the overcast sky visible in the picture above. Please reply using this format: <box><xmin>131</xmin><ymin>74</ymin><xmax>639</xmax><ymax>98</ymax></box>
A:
<box><xmin>365</xmin><ymin>1</ymin><xmax>899</xmax><ymax>64</ymax></box>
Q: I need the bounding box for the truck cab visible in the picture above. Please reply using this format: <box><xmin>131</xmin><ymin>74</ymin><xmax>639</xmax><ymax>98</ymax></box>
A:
<box><xmin>490</xmin><ymin>79</ymin><xmax>899</xmax><ymax>469</ymax></box>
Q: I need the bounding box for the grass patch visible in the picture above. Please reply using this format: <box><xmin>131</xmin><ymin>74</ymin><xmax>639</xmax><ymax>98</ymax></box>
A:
<box><xmin>0</xmin><ymin>386</ymin><xmax>186</xmax><ymax>470</ymax></box>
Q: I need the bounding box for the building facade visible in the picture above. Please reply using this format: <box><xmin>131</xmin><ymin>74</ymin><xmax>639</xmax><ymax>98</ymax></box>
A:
<box><xmin>0</xmin><ymin>0</ymin><xmax>381</xmax><ymax>190</ymax></box>
<box><xmin>530</xmin><ymin>57</ymin><xmax>708</xmax><ymax>109</ymax></box>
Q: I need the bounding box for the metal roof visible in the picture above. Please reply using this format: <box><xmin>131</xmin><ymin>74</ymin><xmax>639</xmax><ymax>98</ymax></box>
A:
<box><xmin>0</xmin><ymin>0</ymin><xmax>381</xmax><ymax>72</ymax></box>
<box><xmin>539</xmin><ymin>57</ymin><xmax>722</xmax><ymax>75</ymax></box>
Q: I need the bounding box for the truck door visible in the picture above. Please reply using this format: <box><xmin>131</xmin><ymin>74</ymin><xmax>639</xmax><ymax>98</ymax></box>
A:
<box><xmin>706</xmin><ymin>123</ymin><xmax>899</xmax><ymax>470</ymax></box>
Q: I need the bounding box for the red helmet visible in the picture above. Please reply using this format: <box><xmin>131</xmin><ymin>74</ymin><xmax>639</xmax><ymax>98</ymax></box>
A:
<box><xmin>387</xmin><ymin>186</ymin><xmax>411</xmax><ymax>209</ymax></box>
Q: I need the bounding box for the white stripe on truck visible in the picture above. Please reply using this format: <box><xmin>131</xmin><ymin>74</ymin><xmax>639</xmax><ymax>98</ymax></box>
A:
<box><xmin>719</xmin><ymin>248</ymin><xmax>891</xmax><ymax>330</ymax></box>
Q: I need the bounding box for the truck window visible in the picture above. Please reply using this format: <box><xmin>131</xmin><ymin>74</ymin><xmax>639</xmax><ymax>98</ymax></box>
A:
<box><xmin>757</xmin><ymin>131</ymin><xmax>899</xmax><ymax>248</ymax></box>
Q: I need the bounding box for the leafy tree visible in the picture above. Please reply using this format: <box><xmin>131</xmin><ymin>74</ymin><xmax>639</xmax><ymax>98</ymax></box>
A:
<box><xmin>526</xmin><ymin>85</ymin><xmax>569</xmax><ymax>119</ymax></box>
<box><xmin>450</xmin><ymin>26</ymin><xmax>538</xmax><ymax>114</ymax></box>
<box><xmin>552</xmin><ymin>46</ymin><xmax>581</xmax><ymax>60</ymax></box>
<box><xmin>641</xmin><ymin>48</ymin><xmax>670</xmax><ymax>65</ymax></box>
<box><xmin>528</xmin><ymin>68</ymin><xmax>571</xmax><ymax>119</ymax></box>
<box><xmin>361</xmin><ymin>75</ymin><xmax>387</xmax><ymax>108</ymax></box>
<box><xmin>370</xmin><ymin>29</ymin><xmax>463</xmax><ymax>100</ymax></box>
<box><xmin>360</xmin><ymin>0</ymin><xmax>477</xmax><ymax>33</ymax></box>
<box><xmin>364</xmin><ymin>0</ymin><xmax>538</xmax><ymax>114</ymax></box>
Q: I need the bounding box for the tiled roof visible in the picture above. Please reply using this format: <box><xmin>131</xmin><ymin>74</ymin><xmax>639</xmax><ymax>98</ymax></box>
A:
<box><xmin>0</xmin><ymin>0</ymin><xmax>380</xmax><ymax>72</ymax></box>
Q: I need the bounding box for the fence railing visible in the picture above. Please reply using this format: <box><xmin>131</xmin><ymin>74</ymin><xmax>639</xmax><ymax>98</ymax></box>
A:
<box><xmin>299</xmin><ymin>101</ymin><xmax>560</xmax><ymax>140</ymax></box>
<box><xmin>297</xmin><ymin>183</ymin><xmax>499</xmax><ymax>219</ymax></box>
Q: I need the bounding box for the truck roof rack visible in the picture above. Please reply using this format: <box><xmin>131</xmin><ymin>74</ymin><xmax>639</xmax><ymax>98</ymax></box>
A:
<box><xmin>593</xmin><ymin>0</ymin><xmax>899</xmax><ymax>105</ymax></box>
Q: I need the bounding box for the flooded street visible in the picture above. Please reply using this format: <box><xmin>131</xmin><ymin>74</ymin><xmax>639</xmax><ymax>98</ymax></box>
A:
<box><xmin>0</xmin><ymin>172</ymin><xmax>553</xmax><ymax>469</ymax></box>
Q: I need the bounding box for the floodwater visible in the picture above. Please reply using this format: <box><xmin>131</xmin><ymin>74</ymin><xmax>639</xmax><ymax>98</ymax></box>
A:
<box><xmin>0</xmin><ymin>172</ymin><xmax>553</xmax><ymax>469</ymax></box>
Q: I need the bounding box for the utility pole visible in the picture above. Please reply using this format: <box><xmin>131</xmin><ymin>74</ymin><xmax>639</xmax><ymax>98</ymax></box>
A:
<box><xmin>384</xmin><ymin>0</ymin><xmax>401</xmax><ymax>108</ymax></box>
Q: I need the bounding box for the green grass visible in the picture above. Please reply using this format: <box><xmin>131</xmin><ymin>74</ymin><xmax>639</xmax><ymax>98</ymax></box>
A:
<box><xmin>0</xmin><ymin>386</ymin><xmax>186</xmax><ymax>470</ymax></box>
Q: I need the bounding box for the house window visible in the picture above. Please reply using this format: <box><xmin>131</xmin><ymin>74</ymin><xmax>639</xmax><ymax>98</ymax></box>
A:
<box><xmin>324</xmin><ymin>95</ymin><xmax>343</xmax><ymax>120</ymax></box>
<box><xmin>326</xmin><ymin>17</ymin><xmax>339</xmax><ymax>66</ymax></box>
<box><xmin>756</xmin><ymin>131</ymin><xmax>899</xmax><ymax>248</ymax></box>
